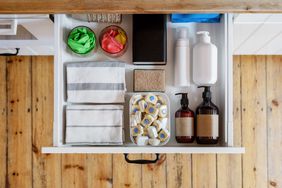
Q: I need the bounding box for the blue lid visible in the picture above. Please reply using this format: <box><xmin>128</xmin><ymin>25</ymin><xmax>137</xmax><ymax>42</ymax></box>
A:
<box><xmin>171</xmin><ymin>14</ymin><xmax>221</xmax><ymax>23</ymax></box>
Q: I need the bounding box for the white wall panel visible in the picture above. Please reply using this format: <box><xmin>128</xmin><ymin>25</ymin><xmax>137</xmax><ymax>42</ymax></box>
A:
<box><xmin>256</xmin><ymin>32</ymin><xmax>282</xmax><ymax>54</ymax></box>
<box><xmin>234</xmin><ymin>14</ymin><xmax>271</xmax><ymax>24</ymax></box>
<box><xmin>233</xmin><ymin>23</ymin><xmax>260</xmax><ymax>52</ymax></box>
<box><xmin>234</xmin><ymin>14</ymin><xmax>282</xmax><ymax>55</ymax></box>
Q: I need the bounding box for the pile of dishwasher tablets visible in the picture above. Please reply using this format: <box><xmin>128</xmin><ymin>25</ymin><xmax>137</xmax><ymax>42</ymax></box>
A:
<box><xmin>130</xmin><ymin>93</ymin><xmax>170</xmax><ymax>146</ymax></box>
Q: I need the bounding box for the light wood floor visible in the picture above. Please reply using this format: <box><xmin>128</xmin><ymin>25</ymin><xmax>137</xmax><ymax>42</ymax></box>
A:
<box><xmin>0</xmin><ymin>56</ymin><xmax>281</xmax><ymax>188</ymax></box>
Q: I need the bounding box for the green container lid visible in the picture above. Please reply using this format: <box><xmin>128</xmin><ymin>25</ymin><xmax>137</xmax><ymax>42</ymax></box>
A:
<box><xmin>67</xmin><ymin>26</ymin><xmax>96</xmax><ymax>55</ymax></box>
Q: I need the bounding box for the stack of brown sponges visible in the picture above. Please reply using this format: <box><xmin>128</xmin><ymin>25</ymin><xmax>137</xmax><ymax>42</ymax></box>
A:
<box><xmin>134</xmin><ymin>69</ymin><xmax>165</xmax><ymax>92</ymax></box>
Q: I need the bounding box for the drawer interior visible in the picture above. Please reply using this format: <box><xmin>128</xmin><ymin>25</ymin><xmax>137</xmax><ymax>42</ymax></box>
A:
<box><xmin>50</xmin><ymin>14</ymin><xmax>239</xmax><ymax>153</ymax></box>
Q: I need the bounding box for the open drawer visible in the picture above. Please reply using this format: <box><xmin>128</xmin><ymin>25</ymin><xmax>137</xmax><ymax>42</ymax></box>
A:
<box><xmin>42</xmin><ymin>14</ymin><xmax>244</xmax><ymax>154</ymax></box>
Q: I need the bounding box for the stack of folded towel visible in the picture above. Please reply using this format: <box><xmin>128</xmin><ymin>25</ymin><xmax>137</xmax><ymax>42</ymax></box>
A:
<box><xmin>65</xmin><ymin>61</ymin><xmax>126</xmax><ymax>145</ymax></box>
<box><xmin>66</xmin><ymin>61</ymin><xmax>126</xmax><ymax>103</ymax></box>
<box><xmin>65</xmin><ymin>105</ymin><xmax>124</xmax><ymax>145</ymax></box>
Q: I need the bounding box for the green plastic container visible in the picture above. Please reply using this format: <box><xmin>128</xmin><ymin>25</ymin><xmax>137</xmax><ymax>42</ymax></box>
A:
<box><xmin>67</xmin><ymin>26</ymin><xmax>96</xmax><ymax>55</ymax></box>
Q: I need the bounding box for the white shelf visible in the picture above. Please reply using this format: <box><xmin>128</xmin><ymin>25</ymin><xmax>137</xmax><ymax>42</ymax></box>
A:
<box><xmin>42</xmin><ymin>146</ymin><xmax>245</xmax><ymax>154</ymax></box>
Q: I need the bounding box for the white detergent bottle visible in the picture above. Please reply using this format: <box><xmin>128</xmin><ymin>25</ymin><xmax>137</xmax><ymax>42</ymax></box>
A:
<box><xmin>193</xmin><ymin>31</ymin><xmax>217</xmax><ymax>85</ymax></box>
<box><xmin>174</xmin><ymin>28</ymin><xmax>191</xmax><ymax>87</ymax></box>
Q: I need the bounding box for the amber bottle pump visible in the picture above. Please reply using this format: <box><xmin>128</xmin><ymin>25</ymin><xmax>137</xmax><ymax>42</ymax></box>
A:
<box><xmin>196</xmin><ymin>86</ymin><xmax>219</xmax><ymax>144</ymax></box>
<box><xmin>175</xmin><ymin>93</ymin><xmax>195</xmax><ymax>143</ymax></box>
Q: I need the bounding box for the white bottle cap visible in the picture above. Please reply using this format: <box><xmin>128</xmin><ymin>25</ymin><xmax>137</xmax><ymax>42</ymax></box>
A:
<box><xmin>176</xmin><ymin>28</ymin><xmax>189</xmax><ymax>46</ymax></box>
<box><xmin>179</xmin><ymin>28</ymin><xmax>188</xmax><ymax>39</ymax></box>
<box><xmin>197</xmin><ymin>31</ymin><xmax>211</xmax><ymax>43</ymax></box>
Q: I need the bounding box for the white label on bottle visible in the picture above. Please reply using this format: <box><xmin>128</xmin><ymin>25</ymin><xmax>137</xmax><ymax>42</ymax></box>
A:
<box><xmin>197</xmin><ymin>114</ymin><xmax>219</xmax><ymax>137</ymax></box>
<box><xmin>175</xmin><ymin>117</ymin><xmax>194</xmax><ymax>137</ymax></box>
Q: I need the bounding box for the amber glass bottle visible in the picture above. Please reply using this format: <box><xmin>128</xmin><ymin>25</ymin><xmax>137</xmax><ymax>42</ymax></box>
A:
<box><xmin>175</xmin><ymin>93</ymin><xmax>195</xmax><ymax>143</ymax></box>
<box><xmin>196</xmin><ymin>86</ymin><xmax>219</xmax><ymax>144</ymax></box>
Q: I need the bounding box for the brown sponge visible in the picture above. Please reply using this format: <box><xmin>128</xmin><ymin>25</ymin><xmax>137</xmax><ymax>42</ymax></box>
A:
<box><xmin>134</xmin><ymin>69</ymin><xmax>165</xmax><ymax>92</ymax></box>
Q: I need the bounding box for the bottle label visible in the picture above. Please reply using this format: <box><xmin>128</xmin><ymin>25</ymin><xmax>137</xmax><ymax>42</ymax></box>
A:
<box><xmin>175</xmin><ymin>117</ymin><xmax>194</xmax><ymax>137</ymax></box>
<box><xmin>197</xmin><ymin>114</ymin><xmax>219</xmax><ymax>137</ymax></box>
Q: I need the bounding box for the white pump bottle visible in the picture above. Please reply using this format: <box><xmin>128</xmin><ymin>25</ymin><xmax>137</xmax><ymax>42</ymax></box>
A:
<box><xmin>174</xmin><ymin>28</ymin><xmax>191</xmax><ymax>87</ymax></box>
<box><xmin>192</xmin><ymin>31</ymin><xmax>217</xmax><ymax>85</ymax></box>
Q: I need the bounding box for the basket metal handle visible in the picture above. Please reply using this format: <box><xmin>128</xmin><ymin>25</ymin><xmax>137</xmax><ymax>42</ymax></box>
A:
<box><xmin>124</xmin><ymin>153</ymin><xmax>160</xmax><ymax>164</ymax></box>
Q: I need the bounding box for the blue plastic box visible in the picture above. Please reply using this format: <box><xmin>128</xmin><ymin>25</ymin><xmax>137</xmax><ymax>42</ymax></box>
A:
<box><xmin>171</xmin><ymin>14</ymin><xmax>221</xmax><ymax>23</ymax></box>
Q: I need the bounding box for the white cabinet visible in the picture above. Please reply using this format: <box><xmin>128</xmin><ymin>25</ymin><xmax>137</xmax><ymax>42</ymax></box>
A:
<box><xmin>42</xmin><ymin>14</ymin><xmax>244</xmax><ymax>154</ymax></box>
<box><xmin>233</xmin><ymin>14</ymin><xmax>282</xmax><ymax>55</ymax></box>
<box><xmin>0</xmin><ymin>14</ymin><xmax>54</xmax><ymax>55</ymax></box>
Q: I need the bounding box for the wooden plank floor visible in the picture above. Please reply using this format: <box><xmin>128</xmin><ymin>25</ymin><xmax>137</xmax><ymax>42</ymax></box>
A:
<box><xmin>0</xmin><ymin>55</ymin><xmax>281</xmax><ymax>188</ymax></box>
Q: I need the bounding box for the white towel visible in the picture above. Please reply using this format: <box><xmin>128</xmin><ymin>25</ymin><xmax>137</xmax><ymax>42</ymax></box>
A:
<box><xmin>65</xmin><ymin>105</ymin><xmax>123</xmax><ymax>145</ymax></box>
<box><xmin>66</xmin><ymin>61</ymin><xmax>126</xmax><ymax>103</ymax></box>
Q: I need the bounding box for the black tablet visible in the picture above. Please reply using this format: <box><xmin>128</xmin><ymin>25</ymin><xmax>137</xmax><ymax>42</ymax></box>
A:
<box><xmin>133</xmin><ymin>14</ymin><xmax>167</xmax><ymax>65</ymax></box>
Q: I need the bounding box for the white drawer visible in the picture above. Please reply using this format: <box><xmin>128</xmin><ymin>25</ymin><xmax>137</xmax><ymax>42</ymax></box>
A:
<box><xmin>42</xmin><ymin>14</ymin><xmax>244</xmax><ymax>154</ymax></box>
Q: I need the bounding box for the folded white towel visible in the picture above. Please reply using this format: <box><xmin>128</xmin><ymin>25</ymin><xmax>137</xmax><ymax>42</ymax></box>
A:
<box><xmin>66</xmin><ymin>61</ymin><xmax>126</xmax><ymax>103</ymax></box>
<box><xmin>65</xmin><ymin>105</ymin><xmax>123</xmax><ymax>145</ymax></box>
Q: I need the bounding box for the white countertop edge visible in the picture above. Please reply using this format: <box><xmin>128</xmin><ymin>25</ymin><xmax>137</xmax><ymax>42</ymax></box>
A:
<box><xmin>42</xmin><ymin>146</ymin><xmax>245</xmax><ymax>154</ymax></box>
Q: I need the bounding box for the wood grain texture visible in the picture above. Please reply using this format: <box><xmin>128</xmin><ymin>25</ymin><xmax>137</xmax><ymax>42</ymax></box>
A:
<box><xmin>166</xmin><ymin>154</ymin><xmax>192</xmax><ymax>188</ymax></box>
<box><xmin>141</xmin><ymin>154</ymin><xmax>167</xmax><ymax>188</ymax></box>
<box><xmin>216</xmin><ymin>56</ymin><xmax>242</xmax><ymax>188</ymax></box>
<box><xmin>32</xmin><ymin>56</ymin><xmax>61</xmax><ymax>188</ymax></box>
<box><xmin>87</xmin><ymin>154</ymin><xmax>113</xmax><ymax>188</ymax></box>
<box><xmin>62</xmin><ymin>154</ymin><xmax>88</xmax><ymax>188</ymax></box>
<box><xmin>0</xmin><ymin>57</ymin><xmax>7</xmax><ymax>187</ymax></box>
<box><xmin>241</xmin><ymin>55</ymin><xmax>268</xmax><ymax>188</ymax></box>
<box><xmin>113</xmin><ymin>154</ymin><xmax>142</xmax><ymax>188</ymax></box>
<box><xmin>1</xmin><ymin>0</ymin><xmax>282</xmax><ymax>13</ymax></box>
<box><xmin>192</xmin><ymin>154</ymin><xmax>217</xmax><ymax>188</ymax></box>
<box><xmin>7</xmin><ymin>56</ymin><xmax>32</xmax><ymax>188</ymax></box>
<box><xmin>266</xmin><ymin>56</ymin><xmax>282</xmax><ymax>188</ymax></box>
<box><xmin>232</xmin><ymin>56</ymin><xmax>243</xmax><ymax>148</ymax></box>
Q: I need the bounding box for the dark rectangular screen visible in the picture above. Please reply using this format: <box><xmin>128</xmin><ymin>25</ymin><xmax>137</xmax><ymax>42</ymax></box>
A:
<box><xmin>133</xmin><ymin>14</ymin><xmax>167</xmax><ymax>64</ymax></box>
